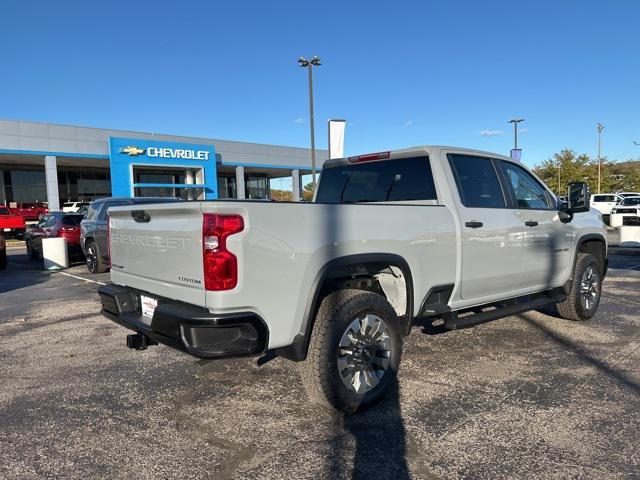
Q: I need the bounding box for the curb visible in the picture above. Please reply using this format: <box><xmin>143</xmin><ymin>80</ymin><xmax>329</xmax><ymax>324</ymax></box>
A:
<box><xmin>609</xmin><ymin>247</ymin><xmax>640</xmax><ymax>256</ymax></box>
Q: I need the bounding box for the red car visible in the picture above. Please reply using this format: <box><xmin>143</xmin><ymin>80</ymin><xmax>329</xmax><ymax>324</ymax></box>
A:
<box><xmin>11</xmin><ymin>202</ymin><xmax>49</xmax><ymax>221</ymax></box>
<box><xmin>0</xmin><ymin>206</ymin><xmax>27</xmax><ymax>239</ymax></box>
<box><xmin>25</xmin><ymin>212</ymin><xmax>84</xmax><ymax>260</ymax></box>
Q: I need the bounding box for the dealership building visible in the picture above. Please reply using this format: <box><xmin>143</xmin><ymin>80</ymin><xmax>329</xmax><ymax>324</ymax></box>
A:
<box><xmin>0</xmin><ymin>119</ymin><xmax>327</xmax><ymax>210</ymax></box>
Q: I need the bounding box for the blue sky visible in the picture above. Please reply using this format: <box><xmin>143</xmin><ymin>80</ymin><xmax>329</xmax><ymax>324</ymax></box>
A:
<box><xmin>1</xmin><ymin>0</ymin><xmax>639</xmax><ymax>169</ymax></box>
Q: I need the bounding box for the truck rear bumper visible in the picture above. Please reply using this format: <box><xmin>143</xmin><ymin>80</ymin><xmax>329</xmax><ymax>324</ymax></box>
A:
<box><xmin>98</xmin><ymin>284</ymin><xmax>268</xmax><ymax>359</ymax></box>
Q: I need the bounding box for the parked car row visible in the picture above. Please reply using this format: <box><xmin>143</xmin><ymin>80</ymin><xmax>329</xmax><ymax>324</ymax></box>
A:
<box><xmin>590</xmin><ymin>192</ymin><xmax>640</xmax><ymax>224</ymax></box>
<box><xmin>0</xmin><ymin>206</ymin><xmax>27</xmax><ymax>239</ymax></box>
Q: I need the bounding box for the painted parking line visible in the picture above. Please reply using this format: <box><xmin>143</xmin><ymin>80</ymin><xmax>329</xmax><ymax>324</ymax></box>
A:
<box><xmin>57</xmin><ymin>271</ymin><xmax>107</xmax><ymax>286</ymax></box>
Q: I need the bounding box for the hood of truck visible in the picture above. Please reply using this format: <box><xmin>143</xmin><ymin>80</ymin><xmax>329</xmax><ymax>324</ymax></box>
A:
<box><xmin>108</xmin><ymin>203</ymin><xmax>206</xmax><ymax>307</ymax></box>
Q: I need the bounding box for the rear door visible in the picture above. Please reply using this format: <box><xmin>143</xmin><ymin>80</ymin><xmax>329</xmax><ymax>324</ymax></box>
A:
<box><xmin>497</xmin><ymin>160</ymin><xmax>572</xmax><ymax>290</ymax></box>
<box><xmin>448</xmin><ymin>154</ymin><xmax>524</xmax><ymax>300</ymax></box>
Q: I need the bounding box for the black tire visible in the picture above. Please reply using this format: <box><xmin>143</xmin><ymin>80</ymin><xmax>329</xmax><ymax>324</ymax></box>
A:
<box><xmin>0</xmin><ymin>251</ymin><xmax>6</xmax><ymax>270</ymax></box>
<box><xmin>26</xmin><ymin>240</ymin><xmax>39</xmax><ymax>260</ymax></box>
<box><xmin>299</xmin><ymin>289</ymin><xmax>403</xmax><ymax>413</ymax></box>
<box><xmin>557</xmin><ymin>253</ymin><xmax>602</xmax><ymax>321</ymax></box>
<box><xmin>85</xmin><ymin>240</ymin><xmax>106</xmax><ymax>274</ymax></box>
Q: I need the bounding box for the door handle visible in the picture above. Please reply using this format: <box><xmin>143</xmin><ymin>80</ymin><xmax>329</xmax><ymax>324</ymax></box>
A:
<box><xmin>524</xmin><ymin>221</ymin><xmax>538</xmax><ymax>227</ymax></box>
<box><xmin>465</xmin><ymin>221</ymin><xmax>483</xmax><ymax>228</ymax></box>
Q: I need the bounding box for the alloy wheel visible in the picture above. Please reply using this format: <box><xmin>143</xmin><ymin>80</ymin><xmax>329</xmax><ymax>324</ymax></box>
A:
<box><xmin>579</xmin><ymin>265</ymin><xmax>600</xmax><ymax>312</ymax></box>
<box><xmin>86</xmin><ymin>246</ymin><xmax>97</xmax><ymax>272</ymax></box>
<box><xmin>337</xmin><ymin>313</ymin><xmax>393</xmax><ymax>395</ymax></box>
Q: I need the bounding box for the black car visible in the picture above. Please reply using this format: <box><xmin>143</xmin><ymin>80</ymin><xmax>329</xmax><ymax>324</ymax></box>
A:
<box><xmin>80</xmin><ymin>197</ymin><xmax>181</xmax><ymax>274</ymax></box>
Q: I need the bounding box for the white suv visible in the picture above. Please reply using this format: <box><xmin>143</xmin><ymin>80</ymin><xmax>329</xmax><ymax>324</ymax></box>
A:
<box><xmin>610</xmin><ymin>196</ymin><xmax>640</xmax><ymax>227</ymax></box>
<box><xmin>590</xmin><ymin>194</ymin><xmax>622</xmax><ymax>217</ymax></box>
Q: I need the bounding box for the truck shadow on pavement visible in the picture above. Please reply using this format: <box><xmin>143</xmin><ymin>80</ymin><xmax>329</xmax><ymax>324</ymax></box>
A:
<box><xmin>328</xmin><ymin>373</ymin><xmax>411</xmax><ymax>480</ymax></box>
<box><xmin>519</xmin><ymin>312</ymin><xmax>639</xmax><ymax>394</ymax></box>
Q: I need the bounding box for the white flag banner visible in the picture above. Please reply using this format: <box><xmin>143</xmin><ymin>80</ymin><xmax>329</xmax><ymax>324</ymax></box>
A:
<box><xmin>328</xmin><ymin>119</ymin><xmax>346</xmax><ymax>159</ymax></box>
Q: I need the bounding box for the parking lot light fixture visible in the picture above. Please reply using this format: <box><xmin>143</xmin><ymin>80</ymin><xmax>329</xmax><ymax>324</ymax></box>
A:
<box><xmin>597</xmin><ymin>123</ymin><xmax>604</xmax><ymax>194</ymax></box>
<box><xmin>508</xmin><ymin>118</ymin><xmax>524</xmax><ymax>150</ymax></box>
<box><xmin>298</xmin><ymin>56</ymin><xmax>322</xmax><ymax>190</ymax></box>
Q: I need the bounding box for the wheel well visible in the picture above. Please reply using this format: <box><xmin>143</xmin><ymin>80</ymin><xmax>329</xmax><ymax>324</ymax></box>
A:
<box><xmin>578</xmin><ymin>238</ymin><xmax>606</xmax><ymax>274</ymax></box>
<box><xmin>275</xmin><ymin>255</ymin><xmax>414</xmax><ymax>362</ymax></box>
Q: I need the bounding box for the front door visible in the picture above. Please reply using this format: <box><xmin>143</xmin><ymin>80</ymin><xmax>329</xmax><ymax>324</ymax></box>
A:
<box><xmin>497</xmin><ymin>160</ymin><xmax>572</xmax><ymax>290</ymax></box>
<box><xmin>448</xmin><ymin>154</ymin><xmax>524</xmax><ymax>300</ymax></box>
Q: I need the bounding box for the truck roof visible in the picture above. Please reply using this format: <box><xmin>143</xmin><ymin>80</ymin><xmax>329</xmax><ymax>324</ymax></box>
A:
<box><xmin>323</xmin><ymin>145</ymin><xmax>516</xmax><ymax>169</ymax></box>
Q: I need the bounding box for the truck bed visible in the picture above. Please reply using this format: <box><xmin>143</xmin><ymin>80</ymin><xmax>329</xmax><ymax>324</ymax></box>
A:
<box><xmin>108</xmin><ymin>200</ymin><xmax>457</xmax><ymax>348</ymax></box>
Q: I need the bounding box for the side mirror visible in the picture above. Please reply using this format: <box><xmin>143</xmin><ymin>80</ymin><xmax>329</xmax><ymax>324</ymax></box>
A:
<box><xmin>567</xmin><ymin>182</ymin><xmax>590</xmax><ymax>213</ymax></box>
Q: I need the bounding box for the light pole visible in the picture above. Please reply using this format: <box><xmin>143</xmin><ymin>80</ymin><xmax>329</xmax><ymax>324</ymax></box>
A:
<box><xmin>508</xmin><ymin>117</ymin><xmax>524</xmax><ymax>150</ymax></box>
<box><xmin>597</xmin><ymin>123</ymin><xmax>604</xmax><ymax>194</ymax></box>
<box><xmin>298</xmin><ymin>56</ymin><xmax>321</xmax><ymax>189</ymax></box>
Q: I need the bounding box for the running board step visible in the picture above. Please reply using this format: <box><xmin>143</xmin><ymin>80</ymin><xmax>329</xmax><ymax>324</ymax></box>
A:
<box><xmin>444</xmin><ymin>296</ymin><xmax>559</xmax><ymax>330</ymax></box>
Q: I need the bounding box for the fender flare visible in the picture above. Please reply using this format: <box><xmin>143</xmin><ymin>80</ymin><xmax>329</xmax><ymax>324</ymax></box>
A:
<box><xmin>275</xmin><ymin>253</ymin><xmax>414</xmax><ymax>361</ymax></box>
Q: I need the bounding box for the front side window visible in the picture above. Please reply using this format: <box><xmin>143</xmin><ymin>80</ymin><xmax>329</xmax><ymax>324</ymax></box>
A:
<box><xmin>498</xmin><ymin>161</ymin><xmax>553</xmax><ymax>209</ymax></box>
<box><xmin>315</xmin><ymin>156</ymin><xmax>437</xmax><ymax>204</ymax></box>
<box><xmin>448</xmin><ymin>155</ymin><xmax>505</xmax><ymax>208</ymax></box>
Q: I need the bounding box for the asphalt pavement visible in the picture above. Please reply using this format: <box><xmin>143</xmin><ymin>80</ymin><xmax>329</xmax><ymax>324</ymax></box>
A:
<box><xmin>0</xmin><ymin>245</ymin><xmax>639</xmax><ymax>479</ymax></box>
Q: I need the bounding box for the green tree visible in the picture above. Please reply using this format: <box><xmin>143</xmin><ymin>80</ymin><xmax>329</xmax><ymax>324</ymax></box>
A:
<box><xmin>533</xmin><ymin>149</ymin><xmax>640</xmax><ymax>196</ymax></box>
<box><xmin>302</xmin><ymin>182</ymin><xmax>315</xmax><ymax>201</ymax></box>
<box><xmin>533</xmin><ymin>149</ymin><xmax>593</xmax><ymax>196</ymax></box>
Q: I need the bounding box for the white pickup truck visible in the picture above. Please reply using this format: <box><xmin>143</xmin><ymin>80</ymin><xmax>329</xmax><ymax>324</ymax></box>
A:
<box><xmin>99</xmin><ymin>146</ymin><xmax>607</xmax><ymax>412</ymax></box>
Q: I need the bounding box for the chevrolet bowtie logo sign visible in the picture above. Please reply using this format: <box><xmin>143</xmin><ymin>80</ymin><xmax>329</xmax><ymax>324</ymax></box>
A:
<box><xmin>120</xmin><ymin>146</ymin><xmax>146</xmax><ymax>156</ymax></box>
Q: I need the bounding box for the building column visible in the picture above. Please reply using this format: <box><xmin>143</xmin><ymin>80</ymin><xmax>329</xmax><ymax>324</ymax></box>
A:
<box><xmin>235</xmin><ymin>166</ymin><xmax>246</xmax><ymax>199</ymax></box>
<box><xmin>44</xmin><ymin>155</ymin><xmax>60</xmax><ymax>212</ymax></box>
<box><xmin>185</xmin><ymin>169</ymin><xmax>195</xmax><ymax>201</ymax></box>
<box><xmin>292</xmin><ymin>169</ymin><xmax>301</xmax><ymax>202</ymax></box>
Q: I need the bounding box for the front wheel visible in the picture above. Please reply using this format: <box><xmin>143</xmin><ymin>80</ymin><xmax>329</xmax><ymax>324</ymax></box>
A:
<box><xmin>557</xmin><ymin>253</ymin><xmax>602</xmax><ymax>321</ymax></box>
<box><xmin>299</xmin><ymin>289</ymin><xmax>402</xmax><ymax>413</ymax></box>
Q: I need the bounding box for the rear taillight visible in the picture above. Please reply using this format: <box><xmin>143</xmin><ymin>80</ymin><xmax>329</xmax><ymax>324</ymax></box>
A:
<box><xmin>61</xmin><ymin>226</ymin><xmax>78</xmax><ymax>232</ymax></box>
<box><xmin>202</xmin><ymin>214</ymin><xmax>244</xmax><ymax>291</ymax></box>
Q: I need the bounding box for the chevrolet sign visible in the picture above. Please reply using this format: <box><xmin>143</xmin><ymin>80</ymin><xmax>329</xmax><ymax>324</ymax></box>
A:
<box><xmin>120</xmin><ymin>146</ymin><xmax>145</xmax><ymax>156</ymax></box>
<box><xmin>147</xmin><ymin>147</ymin><xmax>210</xmax><ymax>160</ymax></box>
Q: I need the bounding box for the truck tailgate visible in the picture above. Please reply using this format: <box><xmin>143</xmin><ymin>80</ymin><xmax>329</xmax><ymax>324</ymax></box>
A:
<box><xmin>108</xmin><ymin>203</ymin><xmax>206</xmax><ymax>307</ymax></box>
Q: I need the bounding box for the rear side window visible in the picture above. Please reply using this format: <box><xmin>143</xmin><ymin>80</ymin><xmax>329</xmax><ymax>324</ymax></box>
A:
<box><xmin>448</xmin><ymin>155</ymin><xmax>506</xmax><ymax>208</ymax></box>
<box><xmin>315</xmin><ymin>156</ymin><xmax>437</xmax><ymax>203</ymax></box>
<box><xmin>0</xmin><ymin>207</ymin><xmax>10</xmax><ymax>214</ymax></box>
<box><xmin>594</xmin><ymin>195</ymin><xmax>616</xmax><ymax>202</ymax></box>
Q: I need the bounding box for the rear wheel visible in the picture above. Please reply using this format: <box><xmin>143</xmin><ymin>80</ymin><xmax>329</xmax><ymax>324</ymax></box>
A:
<box><xmin>557</xmin><ymin>253</ymin><xmax>602</xmax><ymax>321</ymax></box>
<box><xmin>85</xmin><ymin>241</ymin><xmax>106</xmax><ymax>274</ymax></box>
<box><xmin>299</xmin><ymin>289</ymin><xmax>402</xmax><ymax>413</ymax></box>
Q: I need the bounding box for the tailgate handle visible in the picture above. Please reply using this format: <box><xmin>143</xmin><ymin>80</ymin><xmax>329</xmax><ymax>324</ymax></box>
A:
<box><xmin>131</xmin><ymin>210</ymin><xmax>151</xmax><ymax>223</ymax></box>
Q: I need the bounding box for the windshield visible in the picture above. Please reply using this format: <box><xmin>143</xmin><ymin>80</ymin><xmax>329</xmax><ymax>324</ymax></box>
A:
<box><xmin>621</xmin><ymin>197</ymin><xmax>640</xmax><ymax>206</ymax></box>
